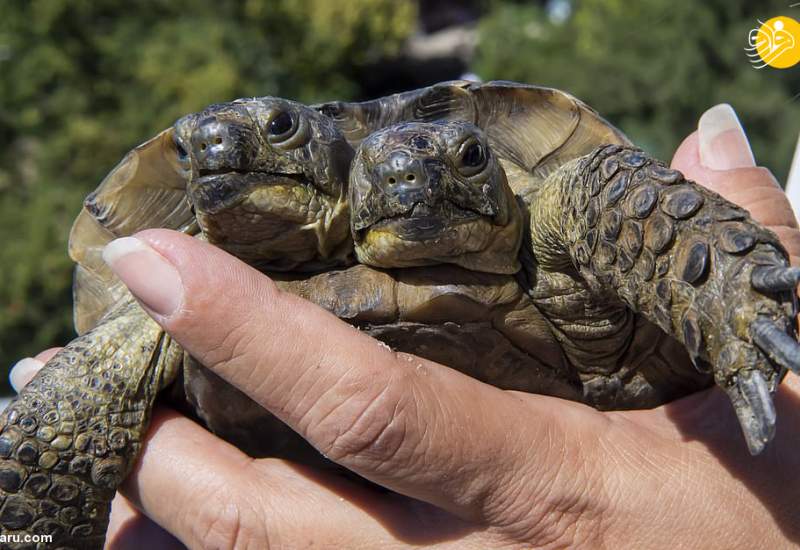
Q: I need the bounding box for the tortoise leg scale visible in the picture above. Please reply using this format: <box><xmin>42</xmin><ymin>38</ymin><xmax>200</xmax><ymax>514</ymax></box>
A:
<box><xmin>530</xmin><ymin>144</ymin><xmax>800</xmax><ymax>454</ymax></box>
<box><xmin>0</xmin><ymin>301</ymin><xmax>181</xmax><ymax>548</ymax></box>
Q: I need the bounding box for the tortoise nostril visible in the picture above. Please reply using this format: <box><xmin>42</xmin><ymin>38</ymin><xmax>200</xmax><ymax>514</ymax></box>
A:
<box><xmin>214</xmin><ymin>137</ymin><xmax>222</xmax><ymax>145</ymax></box>
<box><xmin>200</xmin><ymin>143</ymin><xmax>207</xmax><ymax>151</ymax></box>
<box><xmin>379</xmin><ymin>152</ymin><xmax>427</xmax><ymax>188</ymax></box>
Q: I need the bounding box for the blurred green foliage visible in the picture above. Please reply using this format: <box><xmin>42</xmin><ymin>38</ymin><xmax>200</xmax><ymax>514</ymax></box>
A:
<box><xmin>1</xmin><ymin>0</ymin><xmax>798</xmax><ymax>394</ymax></box>
<box><xmin>474</xmin><ymin>0</ymin><xmax>800</xmax><ymax>182</ymax></box>
<box><xmin>0</xmin><ymin>0</ymin><xmax>415</xmax><ymax>388</ymax></box>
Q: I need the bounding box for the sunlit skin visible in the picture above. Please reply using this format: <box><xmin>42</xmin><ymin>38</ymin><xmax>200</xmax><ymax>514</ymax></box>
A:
<box><xmin>15</xmin><ymin>114</ymin><xmax>800</xmax><ymax>549</ymax></box>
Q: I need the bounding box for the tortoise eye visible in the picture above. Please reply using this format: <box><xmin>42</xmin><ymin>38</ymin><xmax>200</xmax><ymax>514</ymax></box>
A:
<box><xmin>174</xmin><ymin>136</ymin><xmax>189</xmax><ymax>162</ymax></box>
<box><xmin>268</xmin><ymin>112</ymin><xmax>294</xmax><ymax>137</ymax></box>
<box><xmin>266</xmin><ymin>109</ymin><xmax>310</xmax><ymax>149</ymax></box>
<box><xmin>462</xmin><ymin>143</ymin><xmax>485</xmax><ymax>168</ymax></box>
<box><xmin>412</xmin><ymin>136</ymin><xmax>431</xmax><ymax>150</ymax></box>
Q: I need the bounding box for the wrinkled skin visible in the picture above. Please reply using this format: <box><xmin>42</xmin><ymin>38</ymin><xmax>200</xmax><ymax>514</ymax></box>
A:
<box><xmin>528</xmin><ymin>145</ymin><xmax>797</xmax><ymax>453</ymax></box>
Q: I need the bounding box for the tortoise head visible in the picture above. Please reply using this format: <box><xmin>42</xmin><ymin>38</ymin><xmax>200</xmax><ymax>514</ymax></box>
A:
<box><xmin>173</xmin><ymin>97</ymin><xmax>354</xmax><ymax>271</ymax></box>
<box><xmin>350</xmin><ymin>121</ymin><xmax>522</xmax><ymax>274</ymax></box>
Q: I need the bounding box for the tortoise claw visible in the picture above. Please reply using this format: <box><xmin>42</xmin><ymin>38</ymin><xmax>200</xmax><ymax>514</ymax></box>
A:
<box><xmin>751</xmin><ymin>265</ymin><xmax>800</xmax><ymax>293</ymax></box>
<box><xmin>751</xmin><ymin>317</ymin><xmax>800</xmax><ymax>374</ymax></box>
<box><xmin>732</xmin><ymin>371</ymin><xmax>776</xmax><ymax>455</ymax></box>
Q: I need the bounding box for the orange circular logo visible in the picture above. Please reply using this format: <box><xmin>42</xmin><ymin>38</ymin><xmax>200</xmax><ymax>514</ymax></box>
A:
<box><xmin>747</xmin><ymin>16</ymin><xmax>800</xmax><ymax>69</ymax></box>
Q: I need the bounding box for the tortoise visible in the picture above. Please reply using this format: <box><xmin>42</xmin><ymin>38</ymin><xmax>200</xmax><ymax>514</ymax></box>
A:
<box><xmin>1</xmin><ymin>81</ymin><xmax>798</xmax><ymax>547</ymax></box>
<box><xmin>318</xmin><ymin>80</ymin><xmax>800</xmax><ymax>440</ymax></box>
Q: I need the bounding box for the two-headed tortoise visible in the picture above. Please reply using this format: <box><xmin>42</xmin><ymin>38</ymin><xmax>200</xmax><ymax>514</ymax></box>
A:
<box><xmin>0</xmin><ymin>81</ymin><xmax>797</xmax><ymax>547</ymax></box>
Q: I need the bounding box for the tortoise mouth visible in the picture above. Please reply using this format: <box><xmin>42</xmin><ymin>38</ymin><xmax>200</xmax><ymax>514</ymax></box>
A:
<box><xmin>197</xmin><ymin>166</ymin><xmax>303</xmax><ymax>179</ymax></box>
<box><xmin>190</xmin><ymin>170</ymin><xmax>311</xmax><ymax>215</ymax></box>
<box><xmin>366</xmin><ymin>201</ymin><xmax>485</xmax><ymax>241</ymax></box>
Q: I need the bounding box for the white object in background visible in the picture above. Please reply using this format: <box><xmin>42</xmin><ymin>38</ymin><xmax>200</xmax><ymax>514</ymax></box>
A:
<box><xmin>786</xmin><ymin>133</ymin><xmax>800</xmax><ymax>218</ymax></box>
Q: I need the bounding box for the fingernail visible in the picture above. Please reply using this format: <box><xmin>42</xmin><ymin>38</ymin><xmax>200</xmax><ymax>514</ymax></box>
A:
<box><xmin>698</xmin><ymin>104</ymin><xmax>756</xmax><ymax>170</ymax></box>
<box><xmin>10</xmin><ymin>358</ymin><xmax>44</xmax><ymax>393</ymax></box>
<box><xmin>102</xmin><ymin>237</ymin><xmax>183</xmax><ymax>317</ymax></box>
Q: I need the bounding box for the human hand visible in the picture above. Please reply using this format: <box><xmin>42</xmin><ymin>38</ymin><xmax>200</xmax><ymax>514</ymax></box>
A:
<box><xmin>12</xmin><ymin>104</ymin><xmax>800</xmax><ymax>549</ymax></box>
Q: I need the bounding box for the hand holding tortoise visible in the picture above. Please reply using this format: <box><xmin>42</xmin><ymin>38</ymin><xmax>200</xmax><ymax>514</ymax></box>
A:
<box><xmin>11</xmin><ymin>101</ymin><xmax>800</xmax><ymax>548</ymax></box>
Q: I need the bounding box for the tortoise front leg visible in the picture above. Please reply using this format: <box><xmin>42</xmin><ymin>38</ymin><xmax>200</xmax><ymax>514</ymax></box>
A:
<box><xmin>530</xmin><ymin>145</ymin><xmax>800</xmax><ymax>454</ymax></box>
<box><xmin>0</xmin><ymin>300</ymin><xmax>181</xmax><ymax>548</ymax></box>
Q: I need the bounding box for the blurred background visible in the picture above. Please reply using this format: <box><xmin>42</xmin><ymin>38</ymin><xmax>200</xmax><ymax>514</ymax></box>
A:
<box><xmin>0</xmin><ymin>0</ymin><xmax>798</xmax><ymax>394</ymax></box>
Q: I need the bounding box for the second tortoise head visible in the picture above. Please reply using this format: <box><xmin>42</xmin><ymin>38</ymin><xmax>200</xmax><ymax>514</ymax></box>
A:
<box><xmin>349</xmin><ymin>121</ymin><xmax>523</xmax><ymax>275</ymax></box>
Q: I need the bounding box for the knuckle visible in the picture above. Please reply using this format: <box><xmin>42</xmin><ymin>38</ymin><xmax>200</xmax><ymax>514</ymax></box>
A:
<box><xmin>201</xmin><ymin>316</ymin><xmax>260</xmax><ymax>372</ymax></box>
<box><xmin>317</xmin><ymin>367</ymin><xmax>422</xmax><ymax>469</ymax></box>
<box><xmin>751</xmin><ymin>166</ymin><xmax>780</xmax><ymax>186</ymax></box>
<box><xmin>189</xmin><ymin>483</ymin><xmax>272</xmax><ymax>550</ymax></box>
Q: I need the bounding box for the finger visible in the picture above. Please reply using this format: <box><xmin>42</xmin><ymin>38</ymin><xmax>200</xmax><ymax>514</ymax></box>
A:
<box><xmin>672</xmin><ymin>124</ymin><xmax>798</xmax><ymax>231</ymax></box>
<box><xmin>8</xmin><ymin>348</ymin><xmax>62</xmax><ymax>392</ymax></box>
<box><xmin>102</xmin><ymin>230</ymin><xmax>605</xmax><ymax>524</ymax></box>
<box><xmin>771</xmin><ymin>226</ymin><xmax>800</xmax><ymax>266</ymax></box>
<box><xmin>35</xmin><ymin>347</ymin><xmax>63</xmax><ymax>363</ymax></box>
<box><xmin>673</xmin><ymin>132</ymin><xmax>800</xmax><ymax>263</ymax></box>
<box><xmin>124</xmin><ymin>408</ymin><xmax>485</xmax><ymax>549</ymax></box>
<box><xmin>106</xmin><ymin>493</ymin><xmax>184</xmax><ymax>550</ymax></box>
<box><xmin>697</xmin><ymin>104</ymin><xmax>755</xmax><ymax>170</ymax></box>
<box><xmin>9</xmin><ymin>358</ymin><xmax>43</xmax><ymax>392</ymax></box>
<box><xmin>119</xmin><ymin>408</ymin><xmax>259</xmax><ymax>547</ymax></box>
